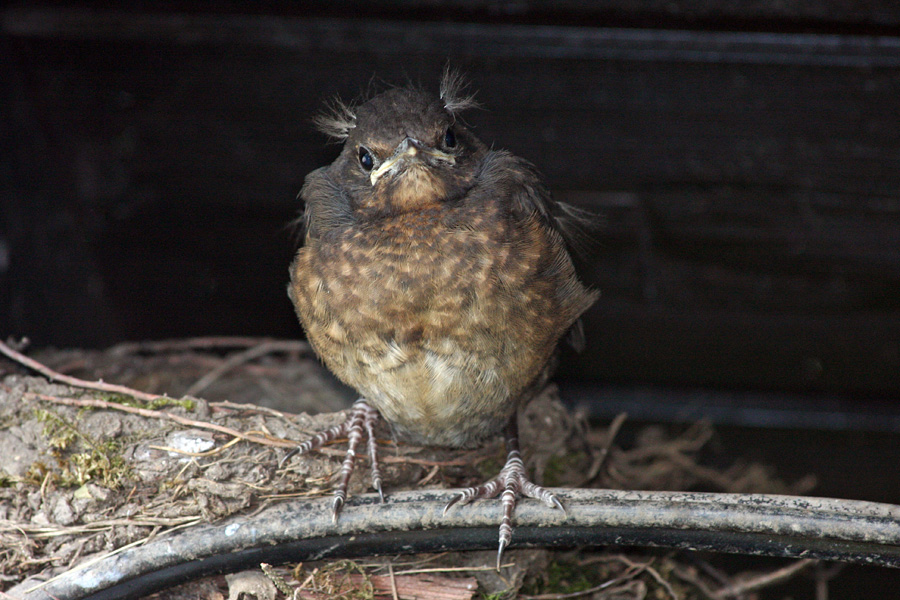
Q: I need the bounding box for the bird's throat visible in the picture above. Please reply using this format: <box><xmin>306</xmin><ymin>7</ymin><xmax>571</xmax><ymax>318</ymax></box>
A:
<box><xmin>386</xmin><ymin>166</ymin><xmax>448</xmax><ymax>213</ymax></box>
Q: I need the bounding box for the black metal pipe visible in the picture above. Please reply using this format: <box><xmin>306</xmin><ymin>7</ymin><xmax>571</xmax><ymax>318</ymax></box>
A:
<box><xmin>11</xmin><ymin>488</ymin><xmax>900</xmax><ymax>600</ymax></box>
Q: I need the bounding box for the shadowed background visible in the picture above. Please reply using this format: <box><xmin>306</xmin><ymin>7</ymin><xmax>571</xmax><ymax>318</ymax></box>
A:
<box><xmin>2</xmin><ymin>2</ymin><xmax>899</xmax><ymax>411</ymax></box>
<box><xmin>2</xmin><ymin>3</ymin><xmax>900</xmax><ymax>594</ymax></box>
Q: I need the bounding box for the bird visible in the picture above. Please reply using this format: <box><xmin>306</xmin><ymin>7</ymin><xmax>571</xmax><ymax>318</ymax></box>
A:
<box><xmin>287</xmin><ymin>69</ymin><xmax>599</xmax><ymax>567</ymax></box>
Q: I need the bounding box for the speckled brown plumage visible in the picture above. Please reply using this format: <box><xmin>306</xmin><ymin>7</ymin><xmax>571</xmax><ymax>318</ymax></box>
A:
<box><xmin>287</xmin><ymin>72</ymin><xmax>598</xmax><ymax>563</ymax></box>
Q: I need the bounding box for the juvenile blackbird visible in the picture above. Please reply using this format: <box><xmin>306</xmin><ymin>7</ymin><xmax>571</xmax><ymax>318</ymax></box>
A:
<box><xmin>288</xmin><ymin>71</ymin><xmax>598</xmax><ymax>565</ymax></box>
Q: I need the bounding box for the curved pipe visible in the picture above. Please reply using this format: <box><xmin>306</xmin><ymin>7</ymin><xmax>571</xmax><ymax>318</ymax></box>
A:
<box><xmin>11</xmin><ymin>489</ymin><xmax>900</xmax><ymax>600</ymax></box>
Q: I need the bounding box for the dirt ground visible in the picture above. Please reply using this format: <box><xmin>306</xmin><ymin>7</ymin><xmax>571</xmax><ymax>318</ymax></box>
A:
<box><xmin>0</xmin><ymin>338</ymin><xmax>837</xmax><ymax>599</ymax></box>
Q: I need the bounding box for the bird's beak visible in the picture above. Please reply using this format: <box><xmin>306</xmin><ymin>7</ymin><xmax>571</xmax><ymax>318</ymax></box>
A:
<box><xmin>370</xmin><ymin>137</ymin><xmax>455</xmax><ymax>185</ymax></box>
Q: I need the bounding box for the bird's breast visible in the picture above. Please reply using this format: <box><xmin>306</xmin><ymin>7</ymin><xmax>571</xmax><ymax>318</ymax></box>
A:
<box><xmin>289</xmin><ymin>203</ymin><xmax>589</xmax><ymax>447</ymax></box>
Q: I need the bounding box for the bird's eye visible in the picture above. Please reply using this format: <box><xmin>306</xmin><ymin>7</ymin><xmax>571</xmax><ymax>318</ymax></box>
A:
<box><xmin>358</xmin><ymin>146</ymin><xmax>374</xmax><ymax>171</ymax></box>
<box><xmin>443</xmin><ymin>127</ymin><xmax>457</xmax><ymax>149</ymax></box>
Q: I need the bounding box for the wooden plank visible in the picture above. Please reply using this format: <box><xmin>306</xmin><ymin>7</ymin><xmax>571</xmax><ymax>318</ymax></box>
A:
<box><xmin>5</xmin><ymin>8</ymin><xmax>900</xmax><ymax>67</ymax></box>
<box><xmin>2</xmin><ymin>7</ymin><xmax>899</xmax><ymax>395</ymax></box>
<box><xmin>308</xmin><ymin>1</ymin><xmax>900</xmax><ymax>30</ymax></box>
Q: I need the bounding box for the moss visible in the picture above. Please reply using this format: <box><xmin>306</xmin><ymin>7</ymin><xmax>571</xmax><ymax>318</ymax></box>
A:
<box><xmin>475</xmin><ymin>449</ymin><xmax>506</xmax><ymax>481</ymax></box>
<box><xmin>477</xmin><ymin>590</ymin><xmax>515</xmax><ymax>600</ymax></box>
<box><xmin>63</xmin><ymin>441</ymin><xmax>130</xmax><ymax>488</ymax></box>
<box><xmin>94</xmin><ymin>392</ymin><xmax>195</xmax><ymax>411</ymax></box>
<box><xmin>33</xmin><ymin>408</ymin><xmax>131</xmax><ymax>488</ymax></box>
<box><xmin>521</xmin><ymin>556</ymin><xmax>610</xmax><ymax>595</ymax></box>
<box><xmin>150</xmin><ymin>395</ymin><xmax>195</xmax><ymax>411</ymax></box>
<box><xmin>22</xmin><ymin>461</ymin><xmax>55</xmax><ymax>486</ymax></box>
<box><xmin>543</xmin><ymin>558</ymin><xmax>597</xmax><ymax>592</ymax></box>
<box><xmin>541</xmin><ymin>450</ymin><xmax>588</xmax><ymax>487</ymax></box>
<box><xmin>0</xmin><ymin>414</ymin><xmax>15</xmax><ymax>431</ymax></box>
<box><xmin>35</xmin><ymin>409</ymin><xmax>79</xmax><ymax>450</ymax></box>
<box><xmin>522</xmin><ymin>555</ymin><xmax>691</xmax><ymax>599</ymax></box>
<box><xmin>312</xmin><ymin>560</ymin><xmax>376</xmax><ymax>599</ymax></box>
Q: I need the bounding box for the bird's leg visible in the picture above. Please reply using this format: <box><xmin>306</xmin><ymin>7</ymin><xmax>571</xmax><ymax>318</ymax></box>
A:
<box><xmin>281</xmin><ymin>398</ymin><xmax>384</xmax><ymax>522</ymax></box>
<box><xmin>443</xmin><ymin>417</ymin><xmax>565</xmax><ymax>568</ymax></box>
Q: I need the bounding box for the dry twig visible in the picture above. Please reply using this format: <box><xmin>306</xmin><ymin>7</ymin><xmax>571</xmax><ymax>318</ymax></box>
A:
<box><xmin>5</xmin><ymin>337</ymin><xmax>497</xmax><ymax>468</ymax></box>
<box><xmin>388</xmin><ymin>562</ymin><xmax>400</xmax><ymax>600</ymax></box>
<box><xmin>24</xmin><ymin>391</ymin><xmax>297</xmax><ymax>449</ymax></box>
<box><xmin>713</xmin><ymin>559</ymin><xmax>816</xmax><ymax>599</ymax></box>
<box><xmin>109</xmin><ymin>336</ymin><xmax>309</xmax><ymax>355</ymax></box>
<box><xmin>185</xmin><ymin>340</ymin><xmax>311</xmax><ymax>396</ymax></box>
<box><xmin>578</xmin><ymin>411</ymin><xmax>627</xmax><ymax>487</ymax></box>
<box><xmin>521</xmin><ymin>564</ymin><xmax>646</xmax><ymax>600</ymax></box>
<box><xmin>1</xmin><ymin>339</ymin><xmax>161</xmax><ymax>403</ymax></box>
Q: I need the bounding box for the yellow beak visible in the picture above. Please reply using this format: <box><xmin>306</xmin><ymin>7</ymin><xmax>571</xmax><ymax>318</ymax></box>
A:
<box><xmin>370</xmin><ymin>138</ymin><xmax>455</xmax><ymax>185</ymax></box>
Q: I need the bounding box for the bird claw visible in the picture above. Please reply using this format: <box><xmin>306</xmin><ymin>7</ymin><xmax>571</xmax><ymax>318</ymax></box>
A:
<box><xmin>442</xmin><ymin>492</ymin><xmax>465</xmax><ymax>516</ymax></box>
<box><xmin>550</xmin><ymin>494</ymin><xmax>567</xmax><ymax>515</ymax></box>
<box><xmin>496</xmin><ymin>538</ymin><xmax>508</xmax><ymax>571</ymax></box>
<box><xmin>449</xmin><ymin>445</ymin><xmax>565</xmax><ymax>569</ymax></box>
<box><xmin>331</xmin><ymin>495</ymin><xmax>344</xmax><ymax>524</ymax></box>
<box><xmin>278</xmin><ymin>447</ymin><xmax>299</xmax><ymax>469</ymax></box>
<box><xmin>288</xmin><ymin>399</ymin><xmax>565</xmax><ymax>570</ymax></box>
<box><xmin>286</xmin><ymin>399</ymin><xmax>383</xmax><ymax>522</ymax></box>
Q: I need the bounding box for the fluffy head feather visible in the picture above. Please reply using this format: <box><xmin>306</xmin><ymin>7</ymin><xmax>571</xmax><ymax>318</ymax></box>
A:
<box><xmin>314</xmin><ymin>69</ymin><xmax>477</xmax><ymax>141</ymax></box>
<box><xmin>312</xmin><ymin>97</ymin><xmax>357</xmax><ymax>141</ymax></box>
<box><xmin>439</xmin><ymin>67</ymin><xmax>479</xmax><ymax>115</ymax></box>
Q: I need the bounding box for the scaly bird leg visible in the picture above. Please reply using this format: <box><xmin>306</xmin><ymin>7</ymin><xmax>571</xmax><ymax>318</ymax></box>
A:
<box><xmin>443</xmin><ymin>417</ymin><xmax>565</xmax><ymax>569</ymax></box>
<box><xmin>281</xmin><ymin>399</ymin><xmax>384</xmax><ymax>522</ymax></box>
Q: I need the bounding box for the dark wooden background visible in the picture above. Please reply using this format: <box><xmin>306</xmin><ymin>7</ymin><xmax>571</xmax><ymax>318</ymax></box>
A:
<box><xmin>2</xmin><ymin>2</ymin><xmax>899</xmax><ymax>404</ymax></box>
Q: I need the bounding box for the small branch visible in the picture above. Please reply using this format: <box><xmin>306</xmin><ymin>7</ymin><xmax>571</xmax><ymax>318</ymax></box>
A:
<box><xmin>109</xmin><ymin>337</ymin><xmax>309</xmax><ymax>355</ymax></box>
<box><xmin>185</xmin><ymin>340</ymin><xmax>312</xmax><ymax>397</ymax></box>
<box><xmin>712</xmin><ymin>559</ymin><xmax>816</xmax><ymax>599</ymax></box>
<box><xmin>3</xmin><ymin>339</ymin><xmax>501</xmax><ymax>468</ymax></box>
<box><xmin>615</xmin><ymin>555</ymin><xmax>678</xmax><ymax>600</ymax></box>
<box><xmin>579</xmin><ymin>411</ymin><xmax>627</xmax><ymax>486</ymax></box>
<box><xmin>388</xmin><ymin>562</ymin><xmax>400</xmax><ymax>600</ymax></box>
<box><xmin>521</xmin><ymin>564</ymin><xmax>645</xmax><ymax>600</ymax></box>
<box><xmin>211</xmin><ymin>400</ymin><xmax>297</xmax><ymax>419</ymax></box>
<box><xmin>24</xmin><ymin>392</ymin><xmax>296</xmax><ymax>449</ymax></box>
<box><xmin>814</xmin><ymin>563</ymin><xmax>844</xmax><ymax>600</ymax></box>
<box><xmin>671</xmin><ymin>565</ymin><xmax>719</xmax><ymax>600</ymax></box>
<box><xmin>0</xmin><ymin>516</ymin><xmax>201</xmax><ymax>539</ymax></box>
<box><xmin>1</xmin><ymin>339</ymin><xmax>161</xmax><ymax>403</ymax></box>
<box><xmin>343</xmin><ymin>573</ymin><xmax>476</xmax><ymax>600</ymax></box>
<box><xmin>23</xmin><ymin>389</ymin><xmax>489</xmax><ymax>469</ymax></box>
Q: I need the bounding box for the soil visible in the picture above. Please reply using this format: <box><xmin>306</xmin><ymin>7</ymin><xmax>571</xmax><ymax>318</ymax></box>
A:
<box><xmin>0</xmin><ymin>339</ymin><xmax>830</xmax><ymax>599</ymax></box>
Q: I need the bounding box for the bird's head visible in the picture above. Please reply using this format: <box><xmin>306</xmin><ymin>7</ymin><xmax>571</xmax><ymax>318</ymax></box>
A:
<box><xmin>313</xmin><ymin>71</ymin><xmax>487</xmax><ymax>218</ymax></box>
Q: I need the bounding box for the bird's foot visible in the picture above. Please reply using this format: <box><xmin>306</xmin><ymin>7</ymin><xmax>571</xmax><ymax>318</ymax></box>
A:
<box><xmin>282</xmin><ymin>398</ymin><xmax>383</xmax><ymax>522</ymax></box>
<box><xmin>443</xmin><ymin>447</ymin><xmax>565</xmax><ymax>569</ymax></box>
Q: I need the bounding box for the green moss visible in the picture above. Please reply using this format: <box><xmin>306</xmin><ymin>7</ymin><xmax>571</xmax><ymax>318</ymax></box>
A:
<box><xmin>35</xmin><ymin>409</ymin><xmax>79</xmax><ymax>450</ymax></box>
<box><xmin>23</xmin><ymin>461</ymin><xmax>56</xmax><ymax>486</ymax></box>
<box><xmin>91</xmin><ymin>392</ymin><xmax>133</xmax><ymax>405</ymax></box>
<box><xmin>94</xmin><ymin>392</ymin><xmax>195</xmax><ymax>411</ymax></box>
<box><xmin>28</xmin><ymin>392</ymin><xmax>194</xmax><ymax>489</ymax></box>
<box><xmin>521</xmin><ymin>557</ymin><xmax>612</xmax><ymax>595</ymax></box>
<box><xmin>475</xmin><ymin>451</ymin><xmax>506</xmax><ymax>481</ymax></box>
<box><xmin>316</xmin><ymin>560</ymin><xmax>375</xmax><ymax>599</ymax></box>
<box><xmin>521</xmin><ymin>555</ymin><xmax>690</xmax><ymax>599</ymax></box>
<box><xmin>33</xmin><ymin>408</ymin><xmax>130</xmax><ymax>488</ymax></box>
<box><xmin>150</xmin><ymin>395</ymin><xmax>195</xmax><ymax>411</ymax></box>
<box><xmin>541</xmin><ymin>451</ymin><xmax>588</xmax><ymax>487</ymax></box>
<box><xmin>62</xmin><ymin>440</ymin><xmax>130</xmax><ymax>488</ymax></box>
<box><xmin>544</xmin><ymin>558</ymin><xmax>596</xmax><ymax>592</ymax></box>
<box><xmin>477</xmin><ymin>591</ymin><xmax>513</xmax><ymax>600</ymax></box>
